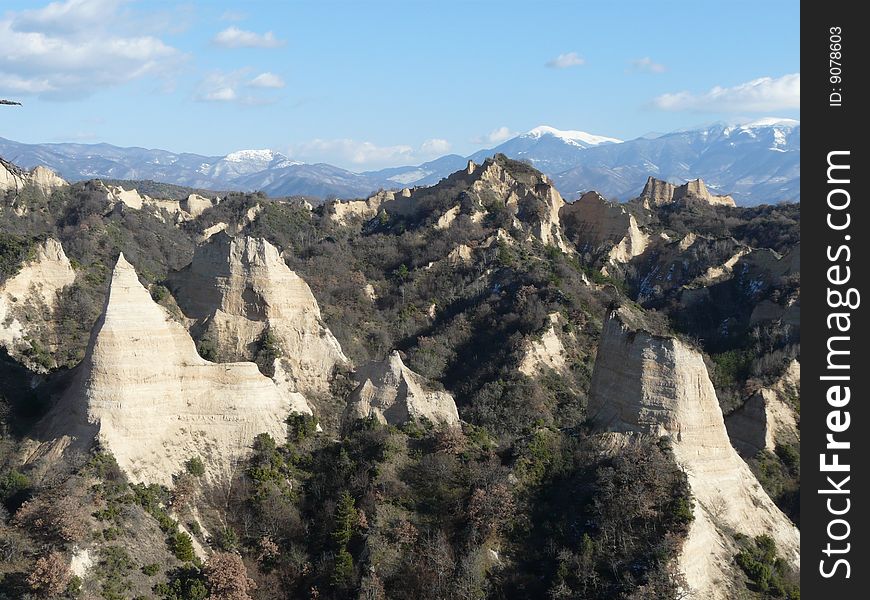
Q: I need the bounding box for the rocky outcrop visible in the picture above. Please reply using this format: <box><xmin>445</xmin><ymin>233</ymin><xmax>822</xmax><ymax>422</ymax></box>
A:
<box><xmin>345</xmin><ymin>351</ymin><xmax>459</xmax><ymax>427</ymax></box>
<box><xmin>0</xmin><ymin>158</ymin><xmax>66</xmax><ymax>195</ymax></box>
<box><xmin>560</xmin><ymin>192</ymin><xmax>648</xmax><ymax>263</ymax></box>
<box><xmin>588</xmin><ymin>306</ymin><xmax>799</xmax><ymax>599</ymax></box>
<box><xmin>638</xmin><ymin>176</ymin><xmax>736</xmax><ymax>208</ymax></box>
<box><xmin>466</xmin><ymin>158</ymin><xmax>571</xmax><ymax>252</ymax></box>
<box><xmin>53</xmin><ymin>254</ymin><xmax>300</xmax><ymax>485</ymax></box>
<box><xmin>726</xmin><ymin>361</ymin><xmax>800</xmax><ymax>457</ymax></box>
<box><xmin>180</xmin><ymin>193</ymin><xmax>216</xmax><ymax>218</ymax></box>
<box><xmin>326</xmin><ymin>191</ymin><xmax>390</xmax><ymax>226</ymax></box>
<box><xmin>0</xmin><ymin>238</ymin><xmax>75</xmax><ymax>368</ymax></box>
<box><xmin>169</xmin><ymin>233</ymin><xmax>349</xmax><ymax>395</ymax></box>
<box><xmin>518</xmin><ymin>313</ymin><xmax>568</xmax><ymax>376</ymax></box>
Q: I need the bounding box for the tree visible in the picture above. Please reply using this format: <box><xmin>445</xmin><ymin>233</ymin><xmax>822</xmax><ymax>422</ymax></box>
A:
<box><xmin>27</xmin><ymin>551</ymin><xmax>71</xmax><ymax>597</ymax></box>
<box><xmin>204</xmin><ymin>552</ymin><xmax>256</xmax><ymax>600</ymax></box>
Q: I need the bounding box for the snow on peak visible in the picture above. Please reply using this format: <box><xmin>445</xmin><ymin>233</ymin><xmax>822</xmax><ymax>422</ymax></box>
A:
<box><xmin>224</xmin><ymin>149</ymin><xmax>279</xmax><ymax>163</ymax></box>
<box><xmin>737</xmin><ymin>117</ymin><xmax>800</xmax><ymax>129</ymax></box>
<box><xmin>524</xmin><ymin>125</ymin><xmax>622</xmax><ymax>147</ymax></box>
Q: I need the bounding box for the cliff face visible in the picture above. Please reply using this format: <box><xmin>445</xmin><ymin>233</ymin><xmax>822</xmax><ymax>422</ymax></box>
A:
<box><xmin>169</xmin><ymin>233</ymin><xmax>349</xmax><ymax>396</ymax></box>
<box><xmin>560</xmin><ymin>191</ymin><xmax>648</xmax><ymax>263</ymax></box>
<box><xmin>0</xmin><ymin>238</ymin><xmax>76</xmax><ymax>368</ymax></box>
<box><xmin>0</xmin><ymin>158</ymin><xmax>66</xmax><ymax>195</ymax></box>
<box><xmin>467</xmin><ymin>158</ymin><xmax>571</xmax><ymax>252</ymax></box>
<box><xmin>726</xmin><ymin>360</ymin><xmax>800</xmax><ymax>457</ymax></box>
<box><xmin>345</xmin><ymin>351</ymin><xmax>460</xmax><ymax>427</ymax></box>
<box><xmin>638</xmin><ymin>176</ymin><xmax>736</xmax><ymax>208</ymax></box>
<box><xmin>588</xmin><ymin>307</ymin><xmax>799</xmax><ymax>599</ymax></box>
<box><xmin>57</xmin><ymin>254</ymin><xmax>297</xmax><ymax>485</ymax></box>
<box><xmin>518</xmin><ymin>313</ymin><xmax>568</xmax><ymax>376</ymax></box>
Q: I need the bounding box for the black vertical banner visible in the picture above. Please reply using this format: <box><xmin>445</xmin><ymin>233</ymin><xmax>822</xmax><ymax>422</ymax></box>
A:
<box><xmin>802</xmin><ymin>2</ymin><xmax>868</xmax><ymax>597</ymax></box>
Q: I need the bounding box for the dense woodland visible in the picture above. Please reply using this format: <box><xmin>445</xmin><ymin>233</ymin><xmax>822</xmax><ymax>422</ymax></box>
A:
<box><xmin>0</xmin><ymin>158</ymin><xmax>799</xmax><ymax>599</ymax></box>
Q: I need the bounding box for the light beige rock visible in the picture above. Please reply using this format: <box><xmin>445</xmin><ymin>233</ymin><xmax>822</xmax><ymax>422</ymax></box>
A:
<box><xmin>447</xmin><ymin>244</ymin><xmax>473</xmax><ymax>265</ymax></box>
<box><xmin>181</xmin><ymin>193</ymin><xmax>216</xmax><ymax>218</ymax></box>
<box><xmin>561</xmin><ymin>191</ymin><xmax>648</xmax><ymax>263</ymax></box>
<box><xmin>638</xmin><ymin>176</ymin><xmax>736</xmax><ymax>207</ymax></box>
<box><xmin>200</xmin><ymin>222</ymin><xmax>229</xmax><ymax>242</ymax></box>
<box><xmin>726</xmin><ymin>361</ymin><xmax>800</xmax><ymax>457</ymax></box>
<box><xmin>588</xmin><ymin>307</ymin><xmax>799</xmax><ymax>599</ymax></box>
<box><xmin>0</xmin><ymin>238</ymin><xmax>76</xmax><ymax>367</ymax></box>
<box><xmin>467</xmin><ymin>159</ymin><xmax>571</xmax><ymax>252</ymax></box>
<box><xmin>519</xmin><ymin>313</ymin><xmax>568</xmax><ymax>376</ymax></box>
<box><xmin>170</xmin><ymin>233</ymin><xmax>349</xmax><ymax>396</ymax></box>
<box><xmin>638</xmin><ymin>176</ymin><xmax>677</xmax><ymax>208</ymax></box>
<box><xmin>0</xmin><ymin>158</ymin><xmax>66</xmax><ymax>195</ymax></box>
<box><xmin>435</xmin><ymin>206</ymin><xmax>460</xmax><ymax>230</ymax></box>
<box><xmin>691</xmin><ymin>247</ymin><xmax>752</xmax><ymax>286</ymax></box>
<box><xmin>327</xmin><ymin>191</ymin><xmax>392</xmax><ymax>226</ymax></box>
<box><xmin>345</xmin><ymin>351</ymin><xmax>459</xmax><ymax>427</ymax></box>
<box><xmin>54</xmin><ymin>254</ymin><xmax>297</xmax><ymax>486</ymax></box>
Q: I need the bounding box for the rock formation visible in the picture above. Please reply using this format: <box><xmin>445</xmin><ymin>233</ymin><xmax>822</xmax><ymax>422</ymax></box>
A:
<box><xmin>588</xmin><ymin>306</ymin><xmax>799</xmax><ymax>599</ymax></box>
<box><xmin>466</xmin><ymin>157</ymin><xmax>571</xmax><ymax>252</ymax></box>
<box><xmin>638</xmin><ymin>176</ymin><xmax>736</xmax><ymax>208</ymax></box>
<box><xmin>169</xmin><ymin>233</ymin><xmax>349</xmax><ymax>396</ymax></box>
<box><xmin>0</xmin><ymin>238</ymin><xmax>75</xmax><ymax>368</ymax></box>
<box><xmin>54</xmin><ymin>254</ymin><xmax>299</xmax><ymax>486</ymax></box>
<box><xmin>345</xmin><ymin>351</ymin><xmax>460</xmax><ymax>427</ymax></box>
<box><xmin>726</xmin><ymin>360</ymin><xmax>800</xmax><ymax>457</ymax></box>
<box><xmin>0</xmin><ymin>158</ymin><xmax>66</xmax><ymax>195</ymax></box>
<box><xmin>180</xmin><ymin>193</ymin><xmax>216</xmax><ymax>218</ymax></box>
<box><xmin>561</xmin><ymin>191</ymin><xmax>648</xmax><ymax>263</ymax></box>
<box><xmin>518</xmin><ymin>313</ymin><xmax>568</xmax><ymax>376</ymax></box>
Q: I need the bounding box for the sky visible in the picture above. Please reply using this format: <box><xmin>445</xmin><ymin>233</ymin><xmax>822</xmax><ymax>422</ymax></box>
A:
<box><xmin>0</xmin><ymin>0</ymin><xmax>800</xmax><ymax>170</ymax></box>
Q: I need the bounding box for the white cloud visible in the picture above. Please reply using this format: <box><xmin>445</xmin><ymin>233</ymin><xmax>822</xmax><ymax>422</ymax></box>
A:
<box><xmin>204</xmin><ymin>87</ymin><xmax>237</xmax><ymax>102</ymax></box>
<box><xmin>0</xmin><ymin>0</ymin><xmax>182</xmax><ymax>99</ymax></box>
<box><xmin>287</xmin><ymin>137</ymin><xmax>453</xmax><ymax>169</ymax></box>
<box><xmin>197</xmin><ymin>69</ymin><xmax>283</xmax><ymax>105</ymax></box>
<box><xmin>248</xmin><ymin>72</ymin><xmax>285</xmax><ymax>89</ymax></box>
<box><xmin>630</xmin><ymin>57</ymin><xmax>666</xmax><ymax>74</ymax></box>
<box><xmin>212</xmin><ymin>26</ymin><xmax>285</xmax><ymax>49</ymax></box>
<box><xmin>12</xmin><ymin>0</ymin><xmax>123</xmax><ymax>33</ymax></box>
<box><xmin>546</xmin><ymin>52</ymin><xmax>585</xmax><ymax>69</ymax></box>
<box><xmin>420</xmin><ymin>138</ymin><xmax>451</xmax><ymax>155</ymax></box>
<box><xmin>653</xmin><ymin>73</ymin><xmax>800</xmax><ymax>113</ymax></box>
<box><xmin>482</xmin><ymin>126</ymin><xmax>516</xmax><ymax>144</ymax></box>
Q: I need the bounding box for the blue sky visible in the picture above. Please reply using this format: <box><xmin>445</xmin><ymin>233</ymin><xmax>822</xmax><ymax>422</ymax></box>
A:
<box><xmin>0</xmin><ymin>0</ymin><xmax>799</xmax><ymax>170</ymax></box>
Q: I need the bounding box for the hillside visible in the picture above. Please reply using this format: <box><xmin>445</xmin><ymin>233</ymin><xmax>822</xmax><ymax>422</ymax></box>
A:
<box><xmin>0</xmin><ymin>156</ymin><xmax>799</xmax><ymax>599</ymax></box>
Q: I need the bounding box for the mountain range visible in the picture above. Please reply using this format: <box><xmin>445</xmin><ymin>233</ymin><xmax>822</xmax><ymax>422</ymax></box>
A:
<box><xmin>0</xmin><ymin>118</ymin><xmax>799</xmax><ymax>205</ymax></box>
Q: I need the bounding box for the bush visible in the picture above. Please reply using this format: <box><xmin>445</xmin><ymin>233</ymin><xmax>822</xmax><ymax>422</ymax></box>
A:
<box><xmin>171</xmin><ymin>532</ymin><xmax>197</xmax><ymax>563</ymax></box>
<box><xmin>735</xmin><ymin>535</ymin><xmax>799</xmax><ymax>598</ymax></box>
<box><xmin>142</xmin><ymin>563</ymin><xmax>161</xmax><ymax>576</ymax></box>
<box><xmin>184</xmin><ymin>456</ymin><xmax>206</xmax><ymax>477</ymax></box>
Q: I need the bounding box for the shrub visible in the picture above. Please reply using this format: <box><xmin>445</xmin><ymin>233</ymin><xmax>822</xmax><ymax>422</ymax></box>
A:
<box><xmin>142</xmin><ymin>563</ymin><xmax>161</xmax><ymax>576</ymax></box>
<box><xmin>185</xmin><ymin>456</ymin><xmax>206</xmax><ymax>477</ymax></box>
<box><xmin>172</xmin><ymin>532</ymin><xmax>197</xmax><ymax>563</ymax></box>
<box><xmin>203</xmin><ymin>552</ymin><xmax>257</xmax><ymax>600</ymax></box>
<box><xmin>27</xmin><ymin>551</ymin><xmax>71</xmax><ymax>597</ymax></box>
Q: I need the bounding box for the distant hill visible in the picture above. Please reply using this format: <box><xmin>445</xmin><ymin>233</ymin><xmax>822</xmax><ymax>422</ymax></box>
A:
<box><xmin>0</xmin><ymin>118</ymin><xmax>799</xmax><ymax>204</ymax></box>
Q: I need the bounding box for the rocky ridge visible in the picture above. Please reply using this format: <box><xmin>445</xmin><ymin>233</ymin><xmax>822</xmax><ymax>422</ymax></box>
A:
<box><xmin>169</xmin><ymin>233</ymin><xmax>349</xmax><ymax>396</ymax></box>
<box><xmin>345</xmin><ymin>351</ymin><xmax>460</xmax><ymax>427</ymax></box>
<box><xmin>0</xmin><ymin>157</ymin><xmax>66</xmax><ymax>195</ymax></box>
<box><xmin>588</xmin><ymin>306</ymin><xmax>799</xmax><ymax>599</ymax></box>
<box><xmin>638</xmin><ymin>176</ymin><xmax>736</xmax><ymax>208</ymax></box>
<box><xmin>0</xmin><ymin>238</ymin><xmax>75</xmax><ymax>369</ymax></box>
<box><xmin>46</xmin><ymin>254</ymin><xmax>300</xmax><ymax>486</ymax></box>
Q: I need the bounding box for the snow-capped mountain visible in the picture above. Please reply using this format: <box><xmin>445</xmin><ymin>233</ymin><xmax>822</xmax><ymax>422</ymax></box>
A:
<box><xmin>467</xmin><ymin>125</ymin><xmax>622</xmax><ymax>173</ymax></box>
<box><xmin>0</xmin><ymin>119</ymin><xmax>799</xmax><ymax>204</ymax></box>
<box><xmin>552</xmin><ymin>118</ymin><xmax>800</xmax><ymax>203</ymax></box>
